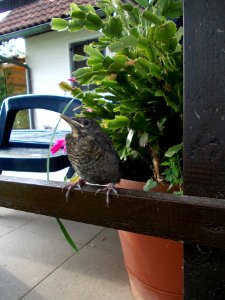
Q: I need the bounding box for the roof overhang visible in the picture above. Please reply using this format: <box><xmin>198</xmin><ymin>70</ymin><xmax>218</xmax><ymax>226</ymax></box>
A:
<box><xmin>0</xmin><ymin>8</ymin><xmax>103</xmax><ymax>42</ymax></box>
<box><xmin>0</xmin><ymin>22</ymin><xmax>51</xmax><ymax>42</ymax></box>
<box><xmin>0</xmin><ymin>55</ymin><xmax>27</xmax><ymax>67</ymax></box>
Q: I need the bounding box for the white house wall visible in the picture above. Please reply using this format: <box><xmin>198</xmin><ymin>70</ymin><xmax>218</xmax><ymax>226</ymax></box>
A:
<box><xmin>26</xmin><ymin>29</ymin><xmax>100</xmax><ymax>129</ymax></box>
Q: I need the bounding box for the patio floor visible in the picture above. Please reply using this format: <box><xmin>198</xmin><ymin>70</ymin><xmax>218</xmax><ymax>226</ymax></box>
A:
<box><xmin>0</xmin><ymin>169</ymin><xmax>134</xmax><ymax>300</ymax></box>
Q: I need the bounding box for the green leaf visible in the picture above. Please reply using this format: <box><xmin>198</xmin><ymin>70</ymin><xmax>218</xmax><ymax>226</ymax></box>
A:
<box><xmin>114</xmin><ymin>55</ymin><xmax>128</xmax><ymax>64</ymax></box>
<box><xmin>148</xmin><ymin>135</ymin><xmax>158</xmax><ymax>143</ymax></box>
<box><xmin>108</xmin><ymin>62</ymin><xmax>124</xmax><ymax>73</ymax></box>
<box><xmin>70</xmin><ymin>3</ymin><xmax>80</xmax><ymax>12</ymax></box>
<box><xmin>154</xmin><ymin>21</ymin><xmax>177</xmax><ymax>43</ymax></box>
<box><xmin>138</xmin><ymin>37</ymin><xmax>149</xmax><ymax>49</ymax></box>
<box><xmin>134</xmin><ymin>0</ymin><xmax>149</xmax><ymax>8</ymax></box>
<box><xmin>87</xmin><ymin>57</ymin><xmax>104</xmax><ymax>66</ymax></box>
<box><xmin>150</xmin><ymin>63</ymin><xmax>162</xmax><ymax>78</ymax></box>
<box><xmin>56</xmin><ymin>218</ymin><xmax>79</xmax><ymax>252</ymax></box>
<box><xmin>131</xmin><ymin>112</ymin><xmax>147</xmax><ymax>130</ymax></box>
<box><xmin>164</xmin><ymin>95</ymin><xmax>179</xmax><ymax>112</ymax></box>
<box><xmin>51</xmin><ymin>18</ymin><xmax>68</xmax><ymax>31</ymax></box>
<box><xmin>74</xmin><ymin>54</ymin><xmax>87</xmax><ymax>61</ymax></box>
<box><xmin>120</xmin><ymin>36</ymin><xmax>138</xmax><ymax>47</ymax></box>
<box><xmin>122</xmin><ymin>4</ymin><xmax>133</xmax><ymax>11</ymax></box>
<box><xmin>126</xmin><ymin>129</ymin><xmax>135</xmax><ymax>147</ymax></box>
<box><xmin>92</xmin><ymin>62</ymin><xmax>104</xmax><ymax>71</ymax></box>
<box><xmin>157</xmin><ymin>117</ymin><xmax>166</xmax><ymax>132</ymax></box>
<box><xmin>162</xmin><ymin>0</ymin><xmax>183</xmax><ymax>18</ymax></box>
<box><xmin>142</xmin><ymin>11</ymin><xmax>162</xmax><ymax>25</ymax></box>
<box><xmin>138</xmin><ymin>38</ymin><xmax>156</xmax><ymax>62</ymax></box>
<box><xmin>74</xmin><ymin>67</ymin><xmax>92</xmax><ymax>78</ymax></box>
<box><xmin>128</xmin><ymin>7</ymin><xmax>141</xmax><ymax>26</ymax></box>
<box><xmin>143</xmin><ymin>179</ymin><xmax>158</xmax><ymax>191</ymax></box>
<box><xmin>85</xmin><ymin>13</ymin><xmax>104</xmax><ymax>31</ymax></box>
<box><xmin>103</xmin><ymin>56</ymin><xmax>115</xmax><ymax>68</ymax></box>
<box><xmin>108</xmin><ymin>41</ymin><xmax>124</xmax><ymax>52</ymax></box>
<box><xmin>107</xmin><ymin>115</ymin><xmax>129</xmax><ymax>129</ymax></box>
<box><xmin>165</xmin><ymin>143</ymin><xmax>183</xmax><ymax>157</ymax></box>
<box><xmin>71</xmin><ymin>87</ymin><xmax>83</xmax><ymax>98</ymax></box>
<box><xmin>119</xmin><ymin>104</ymin><xmax>137</xmax><ymax>114</ymax></box>
<box><xmin>101</xmin><ymin>80</ymin><xmax>118</xmax><ymax>88</ymax></box>
<box><xmin>155</xmin><ymin>0</ymin><xmax>168</xmax><ymax>14</ymax></box>
<box><xmin>79</xmin><ymin>4</ymin><xmax>96</xmax><ymax>14</ymax></box>
<box><xmin>155</xmin><ymin>90</ymin><xmax>164</xmax><ymax>97</ymax></box>
<box><xmin>103</xmin><ymin>17</ymin><xmax>123</xmax><ymax>38</ymax></box>
<box><xmin>86</xmin><ymin>13</ymin><xmax>103</xmax><ymax>28</ymax></box>
<box><xmin>68</xmin><ymin>19</ymin><xmax>84</xmax><ymax>31</ymax></box>
<box><xmin>146</xmin><ymin>44</ymin><xmax>157</xmax><ymax>62</ymax></box>
<box><xmin>74</xmin><ymin>67</ymin><xmax>94</xmax><ymax>84</ymax></box>
<box><xmin>136</xmin><ymin>57</ymin><xmax>151</xmax><ymax>73</ymax></box>
<box><xmin>139</xmin><ymin>132</ymin><xmax>148</xmax><ymax>147</ymax></box>
<box><xmin>175</xmin><ymin>26</ymin><xmax>183</xmax><ymax>42</ymax></box>
<box><xmin>71</xmin><ymin>10</ymin><xmax>86</xmax><ymax>19</ymax></box>
<box><xmin>162</xmin><ymin>37</ymin><xmax>177</xmax><ymax>52</ymax></box>
<box><xmin>130</xmin><ymin>27</ymin><xmax>139</xmax><ymax>38</ymax></box>
<box><xmin>79</xmin><ymin>74</ymin><xmax>94</xmax><ymax>85</ymax></box>
<box><xmin>59</xmin><ymin>81</ymin><xmax>73</xmax><ymax>92</ymax></box>
<box><xmin>148</xmin><ymin>26</ymin><xmax>156</xmax><ymax>39</ymax></box>
<box><xmin>84</xmin><ymin>45</ymin><xmax>104</xmax><ymax>59</ymax></box>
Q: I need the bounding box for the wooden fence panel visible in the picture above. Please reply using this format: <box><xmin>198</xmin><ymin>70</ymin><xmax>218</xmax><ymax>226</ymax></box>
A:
<box><xmin>183</xmin><ymin>0</ymin><xmax>225</xmax><ymax>298</ymax></box>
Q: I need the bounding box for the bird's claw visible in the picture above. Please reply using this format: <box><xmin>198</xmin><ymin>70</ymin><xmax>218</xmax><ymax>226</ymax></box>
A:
<box><xmin>62</xmin><ymin>179</ymin><xmax>85</xmax><ymax>201</ymax></box>
<box><xmin>95</xmin><ymin>183</ymin><xmax>119</xmax><ymax>206</ymax></box>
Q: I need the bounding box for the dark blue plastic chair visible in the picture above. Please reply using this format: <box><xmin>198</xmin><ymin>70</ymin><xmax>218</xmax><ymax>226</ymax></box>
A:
<box><xmin>0</xmin><ymin>94</ymin><xmax>80</xmax><ymax>174</ymax></box>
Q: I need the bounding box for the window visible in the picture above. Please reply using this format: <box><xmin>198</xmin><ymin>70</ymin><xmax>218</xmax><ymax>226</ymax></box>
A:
<box><xmin>69</xmin><ymin>39</ymin><xmax>103</xmax><ymax>91</ymax></box>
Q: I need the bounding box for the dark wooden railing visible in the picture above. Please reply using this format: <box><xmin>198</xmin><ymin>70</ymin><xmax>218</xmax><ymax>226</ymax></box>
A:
<box><xmin>0</xmin><ymin>175</ymin><xmax>225</xmax><ymax>250</ymax></box>
<box><xmin>0</xmin><ymin>1</ymin><xmax>225</xmax><ymax>298</ymax></box>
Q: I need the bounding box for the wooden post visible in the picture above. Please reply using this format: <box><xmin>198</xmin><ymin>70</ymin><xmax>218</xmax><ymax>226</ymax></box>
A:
<box><xmin>183</xmin><ymin>0</ymin><xmax>225</xmax><ymax>298</ymax></box>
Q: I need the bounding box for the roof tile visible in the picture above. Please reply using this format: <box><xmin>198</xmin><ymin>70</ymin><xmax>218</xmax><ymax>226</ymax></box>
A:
<box><xmin>0</xmin><ymin>0</ymin><xmax>95</xmax><ymax>35</ymax></box>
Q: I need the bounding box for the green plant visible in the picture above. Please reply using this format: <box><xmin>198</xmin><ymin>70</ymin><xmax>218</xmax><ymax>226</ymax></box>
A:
<box><xmin>51</xmin><ymin>0</ymin><xmax>183</xmax><ymax>191</ymax></box>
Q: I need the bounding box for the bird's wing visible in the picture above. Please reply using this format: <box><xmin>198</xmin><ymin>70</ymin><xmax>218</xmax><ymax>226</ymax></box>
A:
<box><xmin>93</xmin><ymin>131</ymin><xmax>119</xmax><ymax>157</ymax></box>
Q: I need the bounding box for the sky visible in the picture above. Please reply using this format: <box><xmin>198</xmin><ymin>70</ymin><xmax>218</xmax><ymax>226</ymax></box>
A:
<box><xmin>0</xmin><ymin>38</ymin><xmax>25</xmax><ymax>56</ymax></box>
<box><xmin>0</xmin><ymin>10</ymin><xmax>10</xmax><ymax>21</ymax></box>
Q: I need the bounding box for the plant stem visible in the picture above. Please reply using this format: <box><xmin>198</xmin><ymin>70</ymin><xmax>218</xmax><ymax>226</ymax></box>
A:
<box><xmin>150</xmin><ymin>146</ymin><xmax>162</xmax><ymax>183</ymax></box>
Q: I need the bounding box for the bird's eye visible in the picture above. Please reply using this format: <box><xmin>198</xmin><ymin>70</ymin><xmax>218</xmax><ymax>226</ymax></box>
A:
<box><xmin>83</xmin><ymin>120</ymin><xmax>89</xmax><ymax>126</ymax></box>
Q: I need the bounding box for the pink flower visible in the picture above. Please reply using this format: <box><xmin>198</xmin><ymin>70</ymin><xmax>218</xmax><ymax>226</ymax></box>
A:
<box><xmin>68</xmin><ymin>77</ymin><xmax>77</xmax><ymax>83</ymax></box>
<box><xmin>51</xmin><ymin>139</ymin><xmax>66</xmax><ymax>154</ymax></box>
<box><xmin>86</xmin><ymin>108</ymin><xmax>93</xmax><ymax>112</ymax></box>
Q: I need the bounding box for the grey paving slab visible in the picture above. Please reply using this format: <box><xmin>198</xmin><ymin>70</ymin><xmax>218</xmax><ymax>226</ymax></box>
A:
<box><xmin>21</xmin><ymin>229</ymin><xmax>134</xmax><ymax>300</ymax></box>
<box><xmin>0</xmin><ymin>223</ymin><xmax>15</xmax><ymax>237</ymax></box>
<box><xmin>22</xmin><ymin>215</ymin><xmax>104</xmax><ymax>246</ymax></box>
<box><xmin>0</xmin><ymin>228</ymin><xmax>75</xmax><ymax>299</ymax></box>
<box><xmin>0</xmin><ymin>207</ymin><xmax>38</xmax><ymax>228</ymax></box>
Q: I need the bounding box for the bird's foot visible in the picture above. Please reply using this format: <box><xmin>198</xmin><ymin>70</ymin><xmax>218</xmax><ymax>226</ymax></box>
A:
<box><xmin>63</xmin><ymin>178</ymin><xmax>86</xmax><ymax>201</ymax></box>
<box><xmin>95</xmin><ymin>183</ymin><xmax>119</xmax><ymax>206</ymax></box>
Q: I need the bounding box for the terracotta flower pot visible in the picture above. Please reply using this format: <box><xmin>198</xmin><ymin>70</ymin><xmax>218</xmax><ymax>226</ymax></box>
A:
<box><xmin>116</xmin><ymin>179</ymin><xmax>183</xmax><ymax>300</ymax></box>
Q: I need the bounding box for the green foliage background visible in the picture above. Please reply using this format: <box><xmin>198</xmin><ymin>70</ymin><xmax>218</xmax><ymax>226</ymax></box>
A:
<box><xmin>52</xmin><ymin>0</ymin><xmax>183</xmax><ymax>190</ymax></box>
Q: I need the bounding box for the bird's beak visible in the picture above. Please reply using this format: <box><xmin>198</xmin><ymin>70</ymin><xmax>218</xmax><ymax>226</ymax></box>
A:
<box><xmin>60</xmin><ymin>114</ymin><xmax>84</xmax><ymax>128</ymax></box>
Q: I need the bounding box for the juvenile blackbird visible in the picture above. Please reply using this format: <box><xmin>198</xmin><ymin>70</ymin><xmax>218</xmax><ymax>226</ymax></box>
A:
<box><xmin>60</xmin><ymin>115</ymin><xmax>121</xmax><ymax>204</ymax></box>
